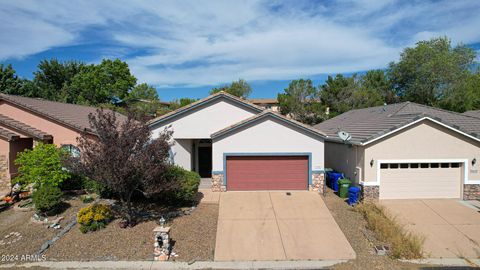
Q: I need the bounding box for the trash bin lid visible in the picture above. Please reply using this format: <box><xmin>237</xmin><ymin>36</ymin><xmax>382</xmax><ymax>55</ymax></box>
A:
<box><xmin>349</xmin><ymin>186</ymin><xmax>361</xmax><ymax>192</ymax></box>
<box><xmin>338</xmin><ymin>178</ymin><xmax>351</xmax><ymax>184</ymax></box>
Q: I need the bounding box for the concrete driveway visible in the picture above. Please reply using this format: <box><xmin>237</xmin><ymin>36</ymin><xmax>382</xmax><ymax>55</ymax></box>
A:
<box><xmin>381</xmin><ymin>199</ymin><xmax>480</xmax><ymax>259</ymax></box>
<box><xmin>214</xmin><ymin>191</ymin><xmax>355</xmax><ymax>261</ymax></box>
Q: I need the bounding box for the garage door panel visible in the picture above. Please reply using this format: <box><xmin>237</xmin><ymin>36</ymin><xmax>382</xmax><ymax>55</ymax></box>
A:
<box><xmin>380</xmin><ymin>166</ymin><xmax>461</xmax><ymax>199</ymax></box>
<box><xmin>226</xmin><ymin>156</ymin><xmax>308</xmax><ymax>191</ymax></box>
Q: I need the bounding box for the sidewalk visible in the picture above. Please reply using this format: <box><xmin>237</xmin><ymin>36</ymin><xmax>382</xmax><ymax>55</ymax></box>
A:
<box><xmin>1</xmin><ymin>260</ymin><xmax>348</xmax><ymax>270</ymax></box>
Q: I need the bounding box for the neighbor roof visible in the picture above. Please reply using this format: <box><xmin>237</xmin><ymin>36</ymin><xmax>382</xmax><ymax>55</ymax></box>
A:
<box><xmin>0</xmin><ymin>94</ymin><xmax>127</xmax><ymax>134</ymax></box>
<box><xmin>148</xmin><ymin>91</ymin><xmax>264</xmax><ymax>126</ymax></box>
<box><xmin>249</xmin><ymin>98</ymin><xmax>278</xmax><ymax>104</ymax></box>
<box><xmin>314</xmin><ymin>102</ymin><xmax>480</xmax><ymax>145</ymax></box>
<box><xmin>211</xmin><ymin>110</ymin><xmax>326</xmax><ymax>139</ymax></box>
<box><xmin>464</xmin><ymin>110</ymin><xmax>480</xmax><ymax>119</ymax></box>
<box><xmin>0</xmin><ymin>114</ymin><xmax>52</xmax><ymax>141</ymax></box>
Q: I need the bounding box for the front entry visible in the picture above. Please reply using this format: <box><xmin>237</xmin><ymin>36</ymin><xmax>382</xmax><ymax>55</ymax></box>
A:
<box><xmin>198</xmin><ymin>146</ymin><xmax>212</xmax><ymax>178</ymax></box>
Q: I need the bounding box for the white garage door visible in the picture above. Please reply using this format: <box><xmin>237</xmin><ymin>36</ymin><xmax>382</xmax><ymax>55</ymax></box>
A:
<box><xmin>380</xmin><ymin>162</ymin><xmax>462</xmax><ymax>199</ymax></box>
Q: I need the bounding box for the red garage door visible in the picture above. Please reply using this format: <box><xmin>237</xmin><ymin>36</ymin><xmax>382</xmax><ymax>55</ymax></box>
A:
<box><xmin>226</xmin><ymin>156</ymin><xmax>308</xmax><ymax>191</ymax></box>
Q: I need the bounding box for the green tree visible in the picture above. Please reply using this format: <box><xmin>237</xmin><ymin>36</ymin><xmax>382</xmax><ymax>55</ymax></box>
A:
<box><xmin>388</xmin><ymin>36</ymin><xmax>477</xmax><ymax>108</ymax></box>
<box><xmin>125</xmin><ymin>83</ymin><xmax>163</xmax><ymax>120</ymax></box>
<box><xmin>127</xmin><ymin>83</ymin><xmax>159</xmax><ymax>101</ymax></box>
<box><xmin>15</xmin><ymin>143</ymin><xmax>70</xmax><ymax>187</ymax></box>
<box><xmin>33</xmin><ymin>59</ymin><xmax>85</xmax><ymax>101</ymax></box>
<box><xmin>210</xmin><ymin>79</ymin><xmax>252</xmax><ymax>98</ymax></box>
<box><xmin>277</xmin><ymin>79</ymin><xmax>325</xmax><ymax>124</ymax></box>
<box><xmin>169</xmin><ymin>98</ymin><xmax>198</xmax><ymax>110</ymax></box>
<box><xmin>320</xmin><ymin>74</ymin><xmax>359</xmax><ymax>116</ymax></box>
<box><xmin>360</xmin><ymin>70</ymin><xmax>397</xmax><ymax>104</ymax></box>
<box><xmin>68</xmin><ymin>59</ymin><xmax>137</xmax><ymax>105</ymax></box>
<box><xmin>440</xmin><ymin>71</ymin><xmax>480</xmax><ymax>112</ymax></box>
<box><xmin>0</xmin><ymin>64</ymin><xmax>22</xmax><ymax>94</ymax></box>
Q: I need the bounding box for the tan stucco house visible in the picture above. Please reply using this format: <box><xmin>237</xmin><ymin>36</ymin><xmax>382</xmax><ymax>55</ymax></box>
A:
<box><xmin>0</xmin><ymin>94</ymin><xmax>125</xmax><ymax>196</ymax></box>
<box><xmin>314</xmin><ymin>102</ymin><xmax>480</xmax><ymax>201</ymax></box>
<box><xmin>149</xmin><ymin>92</ymin><xmax>326</xmax><ymax>192</ymax></box>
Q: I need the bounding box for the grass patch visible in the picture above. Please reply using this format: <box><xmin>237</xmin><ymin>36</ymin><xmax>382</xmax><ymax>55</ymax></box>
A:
<box><xmin>355</xmin><ymin>202</ymin><xmax>425</xmax><ymax>259</ymax></box>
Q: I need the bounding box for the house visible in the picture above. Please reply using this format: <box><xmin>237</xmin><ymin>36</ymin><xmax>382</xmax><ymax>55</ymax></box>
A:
<box><xmin>314</xmin><ymin>102</ymin><xmax>480</xmax><ymax>201</ymax></box>
<box><xmin>0</xmin><ymin>93</ymin><xmax>126</xmax><ymax>195</ymax></box>
<box><xmin>149</xmin><ymin>92</ymin><xmax>326</xmax><ymax>191</ymax></box>
<box><xmin>249</xmin><ymin>98</ymin><xmax>280</xmax><ymax>112</ymax></box>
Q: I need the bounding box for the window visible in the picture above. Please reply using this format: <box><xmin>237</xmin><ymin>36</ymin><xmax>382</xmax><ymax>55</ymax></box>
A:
<box><xmin>410</xmin><ymin>163</ymin><xmax>419</xmax><ymax>168</ymax></box>
<box><xmin>430</xmin><ymin>163</ymin><xmax>439</xmax><ymax>168</ymax></box>
<box><xmin>380</xmin><ymin>163</ymin><xmax>388</xmax><ymax>169</ymax></box>
<box><xmin>441</xmin><ymin>163</ymin><xmax>450</xmax><ymax>168</ymax></box>
<box><xmin>451</xmin><ymin>163</ymin><xmax>460</xmax><ymax>168</ymax></box>
<box><xmin>389</xmin><ymin>163</ymin><xmax>399</xmax><ymax>169</ymax></box>
<box><xmin>61</xmin><ymin>144</ymin><xmax>80</xmax><ymax>158</ymax></box>
<box><xmin>420</xmin><ymin>163</ymin><xmax>429</xmax><ymax>168</ymax></box>
<box><xmin>400</xmin><ymin>163</ymin><xmax>409</xmax><ymax>169</ymax></box>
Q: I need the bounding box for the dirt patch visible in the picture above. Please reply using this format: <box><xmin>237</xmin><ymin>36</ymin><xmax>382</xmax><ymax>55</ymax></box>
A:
<box><xmin>322</xmin><ymin>189</ymin><xmax>434</xmax><ymax>270</ymax></box>
<box><xmin>169</xmin><ymin>203</ymin><xmax>219</xmax><ymax>262</ymax></box>
<box><xmin>0</xmin><ymin>196</ymin><xmax>84</xmax><ymax>260</ymax></box>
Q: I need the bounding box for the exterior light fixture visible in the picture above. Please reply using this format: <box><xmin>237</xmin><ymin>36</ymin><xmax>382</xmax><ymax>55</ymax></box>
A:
<box><xmin>159</xmin><ymin>216</ymin><xmax>166</xmax><ymax>228</ymax></box>
<box><xmin>370</xmin><ymin>159</ymin><xmax>374</xmax><ymax>167</ymax></box>
<box><xmin>473</xmin><ymin>158</ymin><xmax>477</xmax><ymax>166</ymax></box>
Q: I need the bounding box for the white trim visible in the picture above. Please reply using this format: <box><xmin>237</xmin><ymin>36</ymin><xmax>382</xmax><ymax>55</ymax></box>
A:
<box><xmin>361</xmin><ymin>117</ymin><xmax>480</xmax><ymax>146</ymax></box>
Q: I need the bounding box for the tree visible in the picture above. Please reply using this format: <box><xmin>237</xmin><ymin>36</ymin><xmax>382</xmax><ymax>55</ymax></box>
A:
<box><xmin>360</xmin><ymin>70</ymin><xmax>397</xmax><ymax>104</ymax></box>
<box><xmin>440</xmin><ymin>71</ymin><xmax>480</xmax><ymax>112</ymax></box>
<box><xmin>127</xmin><ymin>83</ymin><xmax>159</xmax><ymax>101</ymax></box>
<box><xmin>124</xmin><ymin>83</ymin><xmax>163</xmax><ymax>120</ymax></box>
<box><xmin>388</xmin><ymin>37</ymin><xmax>477</xmax><ymax>108</ymax></box>
<box><xmin>210</xmin><ymin>79</ymin><xmax>252</xmax><ymax>98</ymax></box>
<box><xmin>15</xmin><ymin>143</ymin><xmax>70</xmax><ymax>187</ymax></box>
<box><xmin>319</xmin><ymin>74</ymin><xmax>358</xmax><ymax>116</ymax></box>
<box><xmin>33</xmin><ymin>59</ymin><xmax>85</xmax><ymax>101</ymax></box>
<box><xmin>277</xmin><ymin>79</ymin><xmax>325</xmax><ymax>124</ymax></box>
<box><xmin>169</xmin><ymin>98</ymin><xmax>198</xmax><ymax>110</ymax></box>
<box><xmin>68</xmin><ymin>59</ymin><xmax>137</xmax><ymax>105</ymax></box>
<box><xmin>70</xmin><ymin>109</ymin><xmax>175</xmax><ymax>225</ymax></box>
<box><xmin>0</xmin><ymin>64</ymin><xmax>22</xmax><ymax>94</ymax></box>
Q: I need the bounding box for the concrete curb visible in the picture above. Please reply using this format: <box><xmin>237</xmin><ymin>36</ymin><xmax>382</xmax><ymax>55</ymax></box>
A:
<box><xmin>0</xmin><ymin>259</ymin><xmax>349</xmax><ymax>269</ymax></box>
<box><xmin>401</xmin><ymin>258</ymin><xmax>480</xmax><ymax>267</ymax></box>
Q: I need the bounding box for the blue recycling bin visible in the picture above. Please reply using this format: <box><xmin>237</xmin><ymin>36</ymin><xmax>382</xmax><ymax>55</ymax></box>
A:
<box><xmin>348</xmin><ymin>186</ymin><xmax>361</xmax><ymax>205</ymax></box>
<box><xmin>327</xmin><ymin>172</ymin><xmax>343</xmax><ymax>192</ymax></box>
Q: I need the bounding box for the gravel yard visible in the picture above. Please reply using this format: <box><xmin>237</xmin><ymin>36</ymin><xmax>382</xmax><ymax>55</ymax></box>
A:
<box><xmin>169</xmin><ymin>202</ymin><xmax>219</xmax><ymax>262</ymax></box>
<box><xmin>323</xmin><ymin>189</ymin><xmax>435</xmax><ymax>270</ymax></box>
<box><xmin>0</xmin><ymin>196</ymin><xmax>84</xmax><ymax>260</ymax></box>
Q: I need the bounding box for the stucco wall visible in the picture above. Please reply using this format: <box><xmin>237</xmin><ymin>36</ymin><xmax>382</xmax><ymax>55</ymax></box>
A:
<box><xmin>212</xmin><ymin>116</ymin><xmax>324</xmax><ymax>172</ymax></box>
<box><xmin>0</xmin><ymin>139</ymin><xmax>10</xmax><ymax>192</ymax></box>
<box><xmin>0</xmin><ymin>101</ymin><xmax>82</xmax><ymax>146</ymax></box>
<box><xmin>150</xmin><ymin>98</ymin><xmax>257</xmax><ymax>139</ymax></box>
<box><xmin>171</xmin><ymin>139</ymin><xmax>193</xmax><ymax>170</ymax></box>
<box><xmin>325</xmin><ymin>142</ymin><xmax>363</xmax><ymax>185</ymax></box>
<box><xmin>363</xmin><ymin>120</ymin><xmax>480</xmax><ymax>183</ymax></box>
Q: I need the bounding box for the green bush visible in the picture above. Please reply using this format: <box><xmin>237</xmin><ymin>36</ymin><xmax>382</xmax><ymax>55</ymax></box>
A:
<box><xmin>165</xmin><ymin>165</ymin><xmax>200</xmax><ymax>202</ymax></box>
<box><xmin>15</xmin><ymin>143</ymin><xmax>70</xmax><ymax>188</ymax></box>
<box><xmin>77</xmin><ymin>204</ymin><xmax>112</xmax><ymax>233</ymax></box>
<box><xmin>32</xmin><ymin>184</ymin><xmax>63</xmax><ymax>213</ymax></box>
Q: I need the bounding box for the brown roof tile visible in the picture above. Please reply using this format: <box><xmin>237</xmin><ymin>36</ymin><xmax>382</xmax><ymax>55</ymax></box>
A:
<box><xmin>464</xmin><ymin>110</ymin><xmax>480</xmax><ymax>119</ymax></box>
<box><xmin>314</xmin><ymin>102</ymin><xmax>480</xmax><ymax>144</ymax></box>
<box><xmin>0</xmin><ymin>94</ymin><xmax>127</xmax><ymax>134</ymax></box>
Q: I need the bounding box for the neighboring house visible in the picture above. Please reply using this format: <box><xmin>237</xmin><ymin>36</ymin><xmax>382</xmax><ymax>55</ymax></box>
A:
<box><xmin>249</xmin><ymin>98</ymin><xmax>280</xmax><ymax>112</ymax></box>
<box><xmin>314</xmin><ymin>102</ymin><xmax>480</xmax><ymax>201</ymax></box>
<box><xmin>464</xmin><ymin>109</ymin><xmax>480</xmax><ymax>119</ymax></box>
<box><xmin>0</xmin><ymin>93</ymin><xmax>126</xmax><ymax>195</ymax></box>
<box><xmin>149</xmin><ymin>92</ymin><xmax>326</xmax><ymax>191</ymax></box>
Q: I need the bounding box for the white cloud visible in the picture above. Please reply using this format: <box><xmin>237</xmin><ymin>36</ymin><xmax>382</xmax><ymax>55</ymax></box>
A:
<box><xmin>0</xmin><ymin>0</ymin><xmax>479</xmax><ymax>86</ymax></box>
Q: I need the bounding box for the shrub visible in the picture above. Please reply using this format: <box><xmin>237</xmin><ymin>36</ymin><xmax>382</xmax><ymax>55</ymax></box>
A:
<box><xmin>165</xmin><ymin>165</ymin><xmax>200</xmax><ymax>202</ymax></box>
<box><xmin>15</xmin><ymin>143</ymin><xmax>70</xmax><ymax>188</ymax></box>
<box><xmin>32</xmin><ymin>184</ymin><xmax>63</xmax><ymax>214</ymax></box>
<box><xmin>77</xmin><ymin>204</ymin><xmax>112</xmax><ymax>233</ymax></box>
<box><xmin>355</xmin><ymin>202</ymin><xmax>424</xmax><ymax>259</ymax></box>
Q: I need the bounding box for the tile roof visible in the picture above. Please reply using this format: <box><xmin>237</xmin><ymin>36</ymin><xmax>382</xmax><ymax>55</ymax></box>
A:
<box><xmin>148</xmin><ymin>91</ymin><xmax>265</xmax><ymax>126</ymax></box>
<box><xmin>314</xmin><ymin>102</ymin><xmax>480</xmax><ymax>145</ymax></box>
<box><xmin>0</xmin><ymin>114</ymin><xmax>52</xmax><ymax>141</ymax></box>
<box><xmin>464</xmin><ymin>110</ymin><xmax>480</xmax><ymax>119</ymax></box>
<box><xmin>0</xmin><ymin>94</ymin><xmax>127</xmax><ymax>134</ymax></box>
<box><xmin>211</xmin><ymin>110</ymin><xmax>326</xmax><ymax>139</ymax></box>
<box><xmin>0</xmin><ymin>126</ymin><xmax>20</xmax><ymax>141</ymax></box>
<box><xmin>249</xmin><ymin>98</ymin><xmax>278</xmax><ymax>104</ymax></box>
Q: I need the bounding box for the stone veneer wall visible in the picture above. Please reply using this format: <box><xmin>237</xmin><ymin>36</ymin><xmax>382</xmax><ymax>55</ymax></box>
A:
<box><xmin>0</xmin><ymin>154</ymin><xmax>10</xmax><ymax>192</ymax></box>
<box><xmin>309</xmin><ymin>172</ymin><xmax>325</xmax><ymax>193</ymax></box>
<box><xmin>361</xmin><ymin>185</ymin><xmax>379</xmax><ymax>201</ymax></box>
<box><xmin>464</xmin><ymin>184</ymin><xmax>480</xmax><ymax>200</ymax></box>
<box><xmin>211</xmin><ymin>173</ymin><xmax>226</xmax><ymax>192</ymax></box>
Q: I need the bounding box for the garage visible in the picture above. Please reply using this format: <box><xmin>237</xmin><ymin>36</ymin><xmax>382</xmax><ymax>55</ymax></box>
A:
<box><xmin>226</xmin><ymin>155</ymin><xmax>309</xmax><ymax>191</ymax></box>
<box><xmin>379</xmin><ymin>162</ymin><xmax>462</xmax><ymax>199</ymax></box>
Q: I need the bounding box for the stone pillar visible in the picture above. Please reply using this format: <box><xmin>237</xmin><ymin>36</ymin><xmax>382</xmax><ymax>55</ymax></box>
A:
<box><xmin>153</xmin><ymin>226</ymin><xmax>171</xmax><ymax>261</ymax></box>
<box><xmin>361</xmin><ymin>185</ymin><xmax>379</xmax><ymax>202</ymax></box>
<box><xmin>464</xmin><ymin>184</ymin><xmax>480</xmax><ymax>200</ymax></box>
<box><xmin>309</xmin><ymin>172</ymin><xmax>324</xmax><ymax>193</ymax></box>
<box><xmin>0</xmin><ymin>154</ymin><xmax>10</xmax><ymax>193</ymax></box>
<box><xmin>211</xmin><ymin>173</ymin><xmax>226</xmax><ymax>192</ymax></box>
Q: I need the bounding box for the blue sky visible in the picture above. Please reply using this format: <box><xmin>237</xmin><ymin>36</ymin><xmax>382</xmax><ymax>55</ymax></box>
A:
<box><xmin>1</xmin><ymin>0</ymin><xmax>480</xmax><ymax>101</ymax></box>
